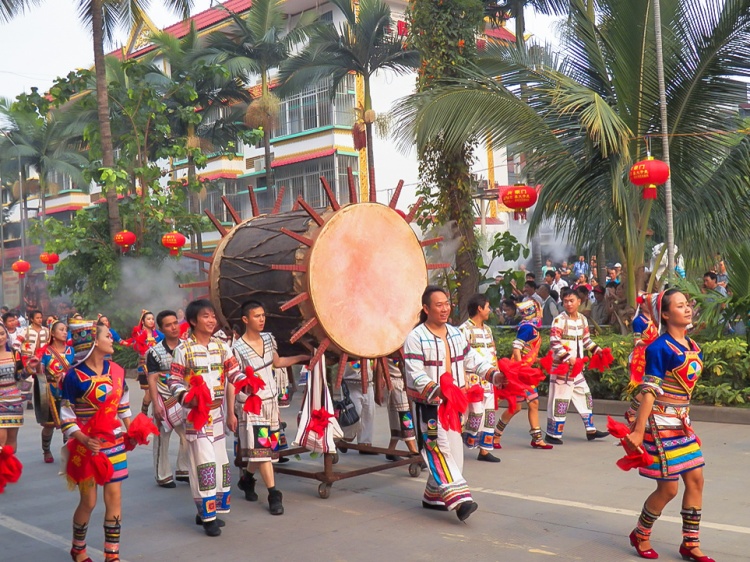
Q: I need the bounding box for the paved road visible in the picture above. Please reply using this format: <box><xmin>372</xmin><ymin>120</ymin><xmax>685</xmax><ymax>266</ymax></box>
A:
<box><xmin>2</xmin><ymin>384</ymin><xmax>748</xmax><ymax>561</ymax></box>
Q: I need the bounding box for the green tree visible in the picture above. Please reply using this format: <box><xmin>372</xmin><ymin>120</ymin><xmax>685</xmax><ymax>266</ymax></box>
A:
<box><xmin>279</xmin><ymin>0</ymin><xmax>419</xmax><ymax>198</ymax></box>
<box><xmin>0</xmin><ymin>93</ymin><xmax>88</xmax><ymax>219</ymax></box>
<box><xmin>407</xmin><ymin>0</ymin><xmax>485</xmax><ymax>319</ymax></box>
<box><xmin>203</xmin><ymin>0</ymin><xmax>318</xmax><ymax>192</ymax></box>
<box><xmin>2</xmin><ymin>1</ymin><xmax>195</xmax><ymax>241</ymax></box>
<box><xmin>483</xmin><ymin>1</ymin><xmax>572</xmax><ymax>48</ymax></box>
<box><xmin>147</xmin><ymin>23</ymin><xmax>252</xmax><ymax>188</ymax></box>
<box><xmin>398</xmin><ymin>0</ymin><xmax>750</xmax><ymax>306</ymax></box>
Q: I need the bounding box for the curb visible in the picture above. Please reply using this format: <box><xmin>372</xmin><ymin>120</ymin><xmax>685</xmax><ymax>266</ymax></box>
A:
<box><xmin>535</xmin><ymin>397</ymin><xmax>750</xmax><ymax>425</ymax></box>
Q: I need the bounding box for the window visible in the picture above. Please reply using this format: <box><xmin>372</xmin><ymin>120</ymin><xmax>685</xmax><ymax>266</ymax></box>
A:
<box><xmin>270</xmin><ymin>153</ymin><xmax>359</xmax><ymax>211</ymax></box>
<box><xmin>46</xmin><ymin>169</ymin><xmax>76</xmax><ymax>191</ymax></box>
<box><xmin>274</xmin><ymin>74</ymin><xmax>356</xmax><ymax>137</ymax></box>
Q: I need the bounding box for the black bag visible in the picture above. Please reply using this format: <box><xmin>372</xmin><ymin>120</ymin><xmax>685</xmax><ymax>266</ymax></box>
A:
<box><xmin>333</xmin><ymin>381</ymin><xmax>360</xmax><ymax>427</ymax></box>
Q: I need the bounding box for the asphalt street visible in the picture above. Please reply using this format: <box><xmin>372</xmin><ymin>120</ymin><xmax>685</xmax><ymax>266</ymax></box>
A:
<box><xmin>1</xmin><ymin>383</ymin><xmax>748</xmax><ymax>561</ymax></box>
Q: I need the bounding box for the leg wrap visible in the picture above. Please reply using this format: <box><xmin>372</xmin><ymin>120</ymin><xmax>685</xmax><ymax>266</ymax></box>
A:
<box><xmin>41</xmin><ymin>432</ymin><xmax>53</xmax><ymax>454</ymax></box>
<box><xmin>529</xmin><ymin>427</ymin><xmax>543</xmax><ymax>443</ymax></box>
<box><xmin>495</xmin><ymin>418</ymin><xmax>508</xmax><ymax>436</ymax></box>
<box><xmin>634</xmin><ymin>503</ymin><xmax>661</xmax><ymax>541</ymax></box>
<box><xmin>103</xmin><ymin>518</ymin><xmax>121</xmax><ymax>561</ymax></box>
<box><xmin>681</xmin><ymin>506</ymin><xmax>702</xmax><ymax>548</ymax></box>
<box><xmin>71</xmin><ymin>521</ymin><xmax>88</xmax><ymax>555</ymax></box>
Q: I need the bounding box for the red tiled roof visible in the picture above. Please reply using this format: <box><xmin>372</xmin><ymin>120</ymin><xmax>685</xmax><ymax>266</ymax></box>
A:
<box><xmin>484</xmin><ymin>25</ymin><xmax>516</xmax><ymax>43</ymax></box>
<box><xmin>197</xmin><ymin>172</ymin><xmax>241</xmax><ymax>181</ymax></box>
<box><xmin>271</xmin><ymin>148</ymin><xmax>335</xmax><ymax>168</ymax></box>
<box><xmin>122</xmin><ymin>0</ymin><xmax>253</xmax><ymax>60</ymax></box>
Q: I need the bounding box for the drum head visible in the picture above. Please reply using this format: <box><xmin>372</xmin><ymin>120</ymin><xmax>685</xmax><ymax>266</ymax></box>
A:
<box><xmin>307</xmin><ymin>203</ymin><xmax>427</xmax><ymax>357</ymax></box>
<box><xmin>33</xmin><ymin>376</ymin><xmax>52</xmax><ymax>425</ymax></box>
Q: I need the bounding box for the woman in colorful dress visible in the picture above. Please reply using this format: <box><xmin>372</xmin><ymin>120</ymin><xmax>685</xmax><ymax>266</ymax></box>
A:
<box><xmin>0</xmin><ymin>323</ymin><xmax>33</xmax><ymax>453</ymax></box>
<box><xmin>129</xmin><ymin>311</ymin><xmax>163</xmax><ymax>415</ymax></box>
<box><xmin>61</xmin><ymin>321</ymin><xmax>132</xmax><ymax>562</ymax></box>
<box><xmin>625</xmin><ymin>289</ymin><xmax>713</xmax><ymax>562</ymax></box>
<box><xmin>37</xmin><ymin>321</ymin><xmax>75</xmax><ymax>463</ymax></box>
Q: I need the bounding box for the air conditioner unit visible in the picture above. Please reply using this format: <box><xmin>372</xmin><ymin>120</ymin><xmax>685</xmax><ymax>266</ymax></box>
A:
<box><xmin>253</xmin><ymin>154</ymin><xmax>274</xmax><ymax>173</ymax></box>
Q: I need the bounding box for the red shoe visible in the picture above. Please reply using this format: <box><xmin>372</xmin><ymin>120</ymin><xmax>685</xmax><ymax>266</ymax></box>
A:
<box><xmin>530</xmin><ymin>440</ymin><xmax>553</xmax><ymax>450</ymax></box>
<box><xmin>629</xmin><ymin>531</ymin><xmax>659</xmax><ymax>559</ymax></box>
<box><xmin>678</xmin><ymin>545</ymin><xmax>715</xmax><ymax>562</ymax></box>
<box><xmin>44</xmin><ymin>452</ymin><xmax>54</xmax><ymax>464</ymax></box>
<box><xmin>70</xmin><ymin>548</ymin><xmax>93</xmax><ymax>562</ymax></box>
<box><xmin>493</xmin><ymin>442</ymin><xmax>502</xmax><ymax>449</ymax></box>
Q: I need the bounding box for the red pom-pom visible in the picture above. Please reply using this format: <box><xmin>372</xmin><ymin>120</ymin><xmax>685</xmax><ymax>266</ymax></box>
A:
<box><xmin>243</xmin><ymin>395</ymin><xmax>263</xmax><ymax>415</ymax></box>
<box><xmin>0</xmin><ymin>446</ymin><xmax>23</xmax><ymax>493</ymax></box>
<box><xmin>234</xmin><ymin>370</ymin><xmax>266</xmax><ymax>395</ymax></box>
<box><xmin>127</xmin><ymin>413</ymin><xmax>159</xmax><ymax>446</ymax></box>
<box><xmin>590</xmin><ymin>348</ymin><xmax>614</xmax><ymax>372</ymax></box>
<box><xmin>606</xmin><ymin>416</ymin><xmax>631</xmax><ymax>439</ymax></box>
<box><xmin>539</xmin><ymin>351</ymin><xmax>554</xmax><ymax>374</ymax></box>
<box><xmin>465</xmin><ymin>384</ymin><xmax>485</xmax><ymax>403</ymax></box>
<box><xmin>90</xmin><ymin>452</ymin><xmax>114</xmax><ymax>485</ymax></box>
<box><xmin>438</xmin><ymin>373</ymin><xmax>468</xmax><ymax>432</ymax></box>
<box><xmin>184</xmin><ymin>376</ymin><xmax>212</xmax><ymax>431</ymax></box>
<box><xmin>308</xmin><ymin>408</ymin><xmax>334</xmax><ymax>435</ymax></box>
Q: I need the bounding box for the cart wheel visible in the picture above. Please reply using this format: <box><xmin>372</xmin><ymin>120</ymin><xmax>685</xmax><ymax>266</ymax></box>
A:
<box><xmin>332</xmin><ymin>453</ymin><xmax>339</xmax><ymax>465</ymax></box>
<box><xmin>318</xmin><ymin>482</ymin><xmax>332</xmax><ymax>499</ymax></box>
<box><xmin>408</xmin><ymin>463</ymin><xmax>421</xmax><ymax>477</ymax></box>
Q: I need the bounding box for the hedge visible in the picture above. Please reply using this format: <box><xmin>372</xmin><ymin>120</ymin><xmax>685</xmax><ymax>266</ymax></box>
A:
<box><xmin>493</xmin><ymin>327</ymin><xmax>750</xmax><ymax>407</ymax></box>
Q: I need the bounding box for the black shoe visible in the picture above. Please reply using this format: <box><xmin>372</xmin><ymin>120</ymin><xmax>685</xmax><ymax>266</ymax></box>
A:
<box><xmin>385</xmin><ymin>454</ymin><xmax>398</xmax><ymax>461</ymax></box>
<box><xmin>202</xmin><ymin>519</ymin><xmax>222</xmax><ymax>536</ymax></box>
<box><xmin>238</xmin><ymin>474</ymin><xmax>258</xmax><ymax>502</ymax></box>
<box><xmin>277</xmin><ymin>456</ymin><xmax>290</xmax><ymax>464</ymax></box>
<box><xmin>337</xmin><ymin>443</ymin><xmax>348</xmax><ymax>453</ymax></box>
<box><xmin>195</xmin><ymin>514</ymin><xmax>225</xmax><ymax>527</ymax></box>
<box><xmin>456</xmin><ymin>501</ymin><xmax>479</xmax><ymax>522</ymax></box>
<box><xmin>268</xmin><ymin>488</ymin><xmax>284</xmax><ymax>516</ymax></box>
<box><xmin>27</xmin><ymin>402</ymin><xmax>34</xmax><ymax>410</ymax></box>
<box><xmin>545</xmin><ymin>435</ymin><xmax>564</xmax><ymax>445</ymax></box>
<box><xmin>280</xmin><ymin>421</ymin><xmax>288</xmax><ymax>430</ymax></box>
<box><xmin>175</xmin><ymin>475</ymin><xmax>190</xmax><ymax>483</ymax></box>
<box><xmin>587</xmin><ymin>430</ymin><xmax>610</xmax><ymax>441</ymax></box>
<box><xmin>477</xmin><ymin>452</ymin><xmax>501</xmax><ymax>463</ymax></box>
<box><xmin>422</xmin><ymin>500</ymin><xmax>448</xmax><ymax>511</ymax></box>
<box><xmin>158</xmin><ymin>481</ymin><xmax>177</xmax><ymax>488</ymax></box>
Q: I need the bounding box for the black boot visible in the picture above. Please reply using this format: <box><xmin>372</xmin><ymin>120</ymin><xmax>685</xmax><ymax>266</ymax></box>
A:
<box><xmin>195</xmin><ymin>514</ymin><xmax>225</xmax><ymax>527</ymax></box>
<box><xmin>456</xmin><ymin>501</ymin><xmax>478</xmax><ymax>522</ymax></box>
<box><xmin>237</xmin><ymin>472</ymin><xmax>258</xmax><ymax>502</ymax></box>
<box><xmin>587</xmin><ymin>430</ymin><xmax>610</xmax><ymax>441</ymax></box>
<box><xmin>268</xmin><ymin>487</ymin><xmax>284</xmax><ymax>516</ymax></box>
<box><xmin>202</xmin><ymin>519</ymin><xmax>221</xmax><ymax>537</ymax></box>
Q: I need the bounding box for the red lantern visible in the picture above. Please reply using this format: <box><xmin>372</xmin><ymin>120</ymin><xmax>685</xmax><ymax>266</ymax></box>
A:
<box><xmin>500</xmin><ymin>184</ymin><xmax>539</xmax><ymax>221</ymax></box>
<box><xmin>161</xmin><ymin>231</ymin><xmax>187</xmax><ymax>256</ymax></box>
<box><xmin>397</xmin><ymin>20</ymin><xmax>408</xmax><ymax>36</ymax></box>
<box><xmin>12</xmin><ymin>259</ymin><xmax>31</xmax><ymax>279</ymax></box>
<box><xmin>39</xmin><ymin>252</ymin><xmax>60</xmax><ymax>271</ymax></box>
<box><xmin>629</xmin><ymin>156</ymin><xmax>670</xmax><ymax>200</ymax></box>
<box><xmin>114</xmin><ymin>230</ymin><xmax>136</xmax><ymax>251</ymax></box>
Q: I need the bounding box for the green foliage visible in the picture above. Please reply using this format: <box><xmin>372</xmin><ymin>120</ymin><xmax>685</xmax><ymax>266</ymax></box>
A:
<box><xmin>492</xmin><ymin>328</ymin><xmax>750</xmax><ymax>406</ymax></box>
<box><xmin>112</xmin><ymin>344</ymin><xmax>139</xmax><ymax>370</ymax></box>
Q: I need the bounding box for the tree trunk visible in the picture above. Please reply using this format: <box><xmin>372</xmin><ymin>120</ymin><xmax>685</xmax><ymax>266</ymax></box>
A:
<box><xmin>514</xmin><ymin>0</ymin><xmax>525</xmax><ymax>49</ymax></box>
<box><xmin>364</xmin><ymin>78</ymin><xmax>376</xmax><ymax>202</ymax></box>
<box><xmin>531</xmin><ymin>232</ymin><xmax>542</xmax><ymax>278</ymax></box>
<box><xmin>261</xmin><ymin>71</ymin><xmax>275</xmax><ymax>191</ymax></box>
<box><xmin>598</xmin><ymin>237</ymin><xmax>607</xmax><ymax>286</ymax></box>
<box><xmin>91</xmin><ymin>0</ymin><xmax>122</xmax><ymax>240</ymax></box>
<box><xmin>365</xmin><ymin>121</ymin><xmax>376</xmax><ymax>202</ymax></box>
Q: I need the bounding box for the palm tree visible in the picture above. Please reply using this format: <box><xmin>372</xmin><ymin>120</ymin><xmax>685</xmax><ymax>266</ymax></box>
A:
<box><xmin>2</xmin><ymin>1</ymin><xmax>194</xmax><ymax>241</ymax></box>
<box><xmin>278</xmin><ymin>0</ymin><xmax>419</xmax><ymax>197</ymax></box>
<box><xmin>0</xmin><ymin>98</ymin><xmax>88</xmax><ymax>220</ymax></box>
<box><xmin>147</xmin><ymin>24</ymin><xmax>252</xmax><ymax>186</ymax></box>
<box><xmin>203</xmin><ymin>0</ymin><xmax>318</xmax><ymax>192</ymax></box>
<box><xmin>397</xmin><ymin>0</ymin><xmax>750</xmax><ymax>305</ymax></box>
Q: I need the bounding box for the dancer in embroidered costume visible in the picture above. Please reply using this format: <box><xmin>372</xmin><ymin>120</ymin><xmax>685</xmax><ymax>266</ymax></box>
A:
<box><xmin>226</xmin><ymin>301</ymin><xmax>308</xmax><ymax>515</ymax></box>
<box><xmin>168</xmin><ymin>300</ymin><xmax>246</xmax><ymax>537</ymax></box>
<box><xmin>493</xmin><ymin>299</ymin><xmax>552</xmax><ymax>450</ymax></box>
<box><xmin>625</xmin><ymin>289</ymin><xmax>714</xmax><ymax>561</ymax></box>
<box><xmin>0</xmin><ymin>322</ymin><xmax>33</xmax><ymax>454</ymax></box>
<box><xmin>459</xmin><ymin>294</ymin><xmax>501</xmax><ymax>462</ymax></box>
<box><xmin>129</xmin><ymin>310</ymin><xmax>164</xmax><ymax>416</ymax></box>
<box><xmin>60</xmin><ymin>321</ymin><xmax>132</xmax><ymax>562</ymax></box>
<box><xmin>404</xmin><ymin>286</ymin><xmax>503</xmax><ymax>522</ymax></box>
<box><xmin>338</xmin><ymin>360</ymin><xmax>376</xmax><ymax>452</ymax></box>
<box><xmin>146</xmin><ymin>310</ymin><xmax>189</xmax><ymax>488</ymax></box>
<box><xmin>37</xmin><ymin>321</ymin><xmax>75</xmax><ymax>464</ymax></box>
<box><xmin>384</xmin><ymin>355</ymin><xmax>419</xmax><ymax>460</ymax></box>
<box><xmin>21</xmin><ymin>309</ymin><xmax>50</xmax><ymax>361</ymax></box>
<box><xmin>626</xmin><ymin>294</ymin><xmax>661</xmax><ymax>426</ymax></box>
<box><xmin>544</xmin><ymin>288</ymin><xmax>610</xmax><ymax>445</ymax></box>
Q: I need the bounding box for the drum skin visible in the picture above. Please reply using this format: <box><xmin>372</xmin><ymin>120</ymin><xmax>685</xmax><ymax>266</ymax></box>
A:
<box><xmin>210</xmin><ymin>203</ymin><xmax>428</xmax><ymax>359</ymax></box>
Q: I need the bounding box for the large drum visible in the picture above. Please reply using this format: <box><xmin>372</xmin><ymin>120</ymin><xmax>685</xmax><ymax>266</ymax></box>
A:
<box><xmin>33</xmin><ymin>375</ymin><xmax>54</xmax><ymax>425</ymax></box>
<box><xmin>210</xmin><ymin>202</ymin><xmax>428</xmax><ymax>359</ymax></box>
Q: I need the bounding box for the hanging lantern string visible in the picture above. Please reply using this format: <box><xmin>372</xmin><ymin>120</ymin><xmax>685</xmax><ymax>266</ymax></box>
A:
<box><xmin>644</xmin><ymin>135</ymin><xmax>651</xmax><ymax>156</ymax></box>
